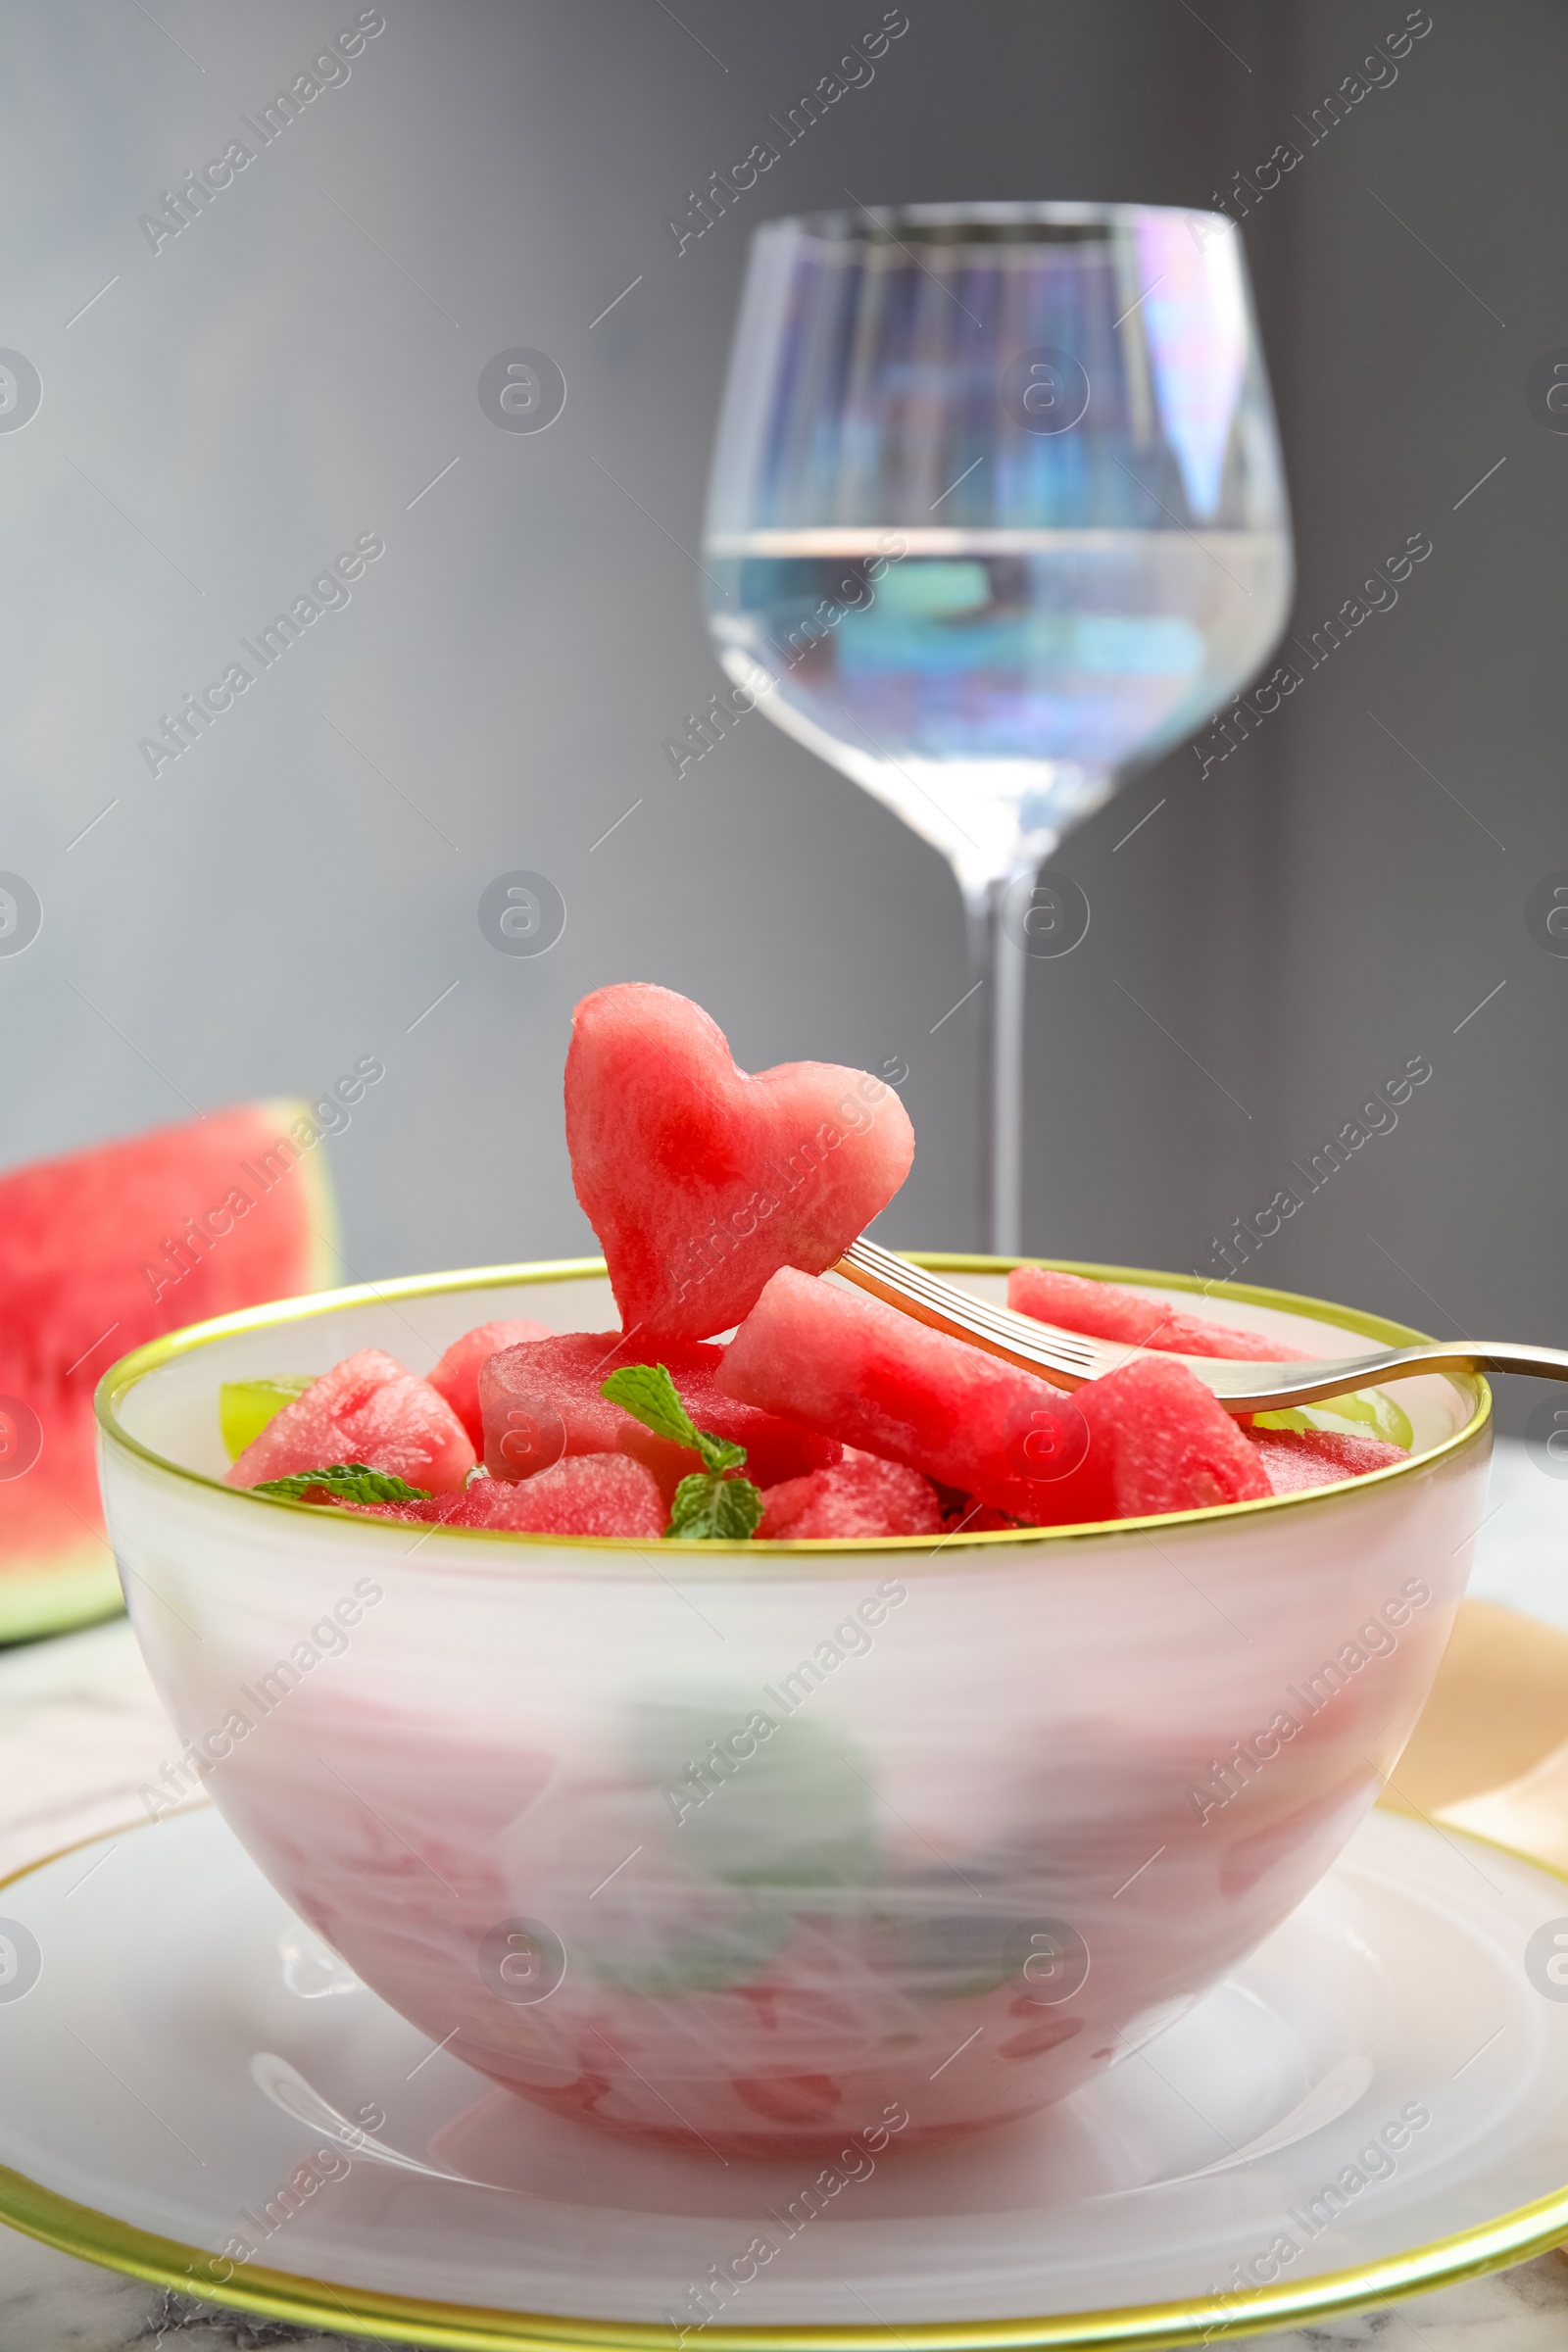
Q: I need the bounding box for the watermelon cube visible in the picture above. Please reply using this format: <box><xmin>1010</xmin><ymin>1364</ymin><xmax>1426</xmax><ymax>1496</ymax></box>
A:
<box><xmin>1077</xmin><ymin>1357</ymin><xmax>1272</xmax><ymax>1516</ymax></box>
<box><xmin>1248</xmin><ymin>1427</ymin><xmax>1407</xmax><ymax>1494</ymax></box>
<box><xmin>478</xmin><ymin>1331</ymin><xmax>838</xmax><ymax>1495</ymax></box>
<box><xmin>457</xmin><ymin>1456</ymin><xmax>665</xmax><ymax>1537</ymax></box>
<box><xmin>479</xmin><ymin>1332</ymin><xmax>629</xmax><ymax>1476</ymax></box>
<box><xmin>1007</xmin><ymin>1264</ymin><xmax>1287</xmax><ymax>1361</ymax></box>
<box><xmin>758</xmin><ymin>1455</ymin><xmax>944</xmax><ymax>1540</ymax></box>
<box><xmin>427</xmin><ymin>1317</ymin><xmax>553</xmax><ymax>1448</ymax></box>
<box><xmin>347</xmin><ymin>1455</ymin><xmax>665</xmax><ymax>1540</ymax></box>
<box><xmin>717</xmin><ymin>1270</ymin><xmax>1107</xmax><ymax>1523</ymax></box>
<box><xmin>227</xmin><ymin>1349</ymin><xmax>475</xmax><ymax>1494</ymax></box>
<box><xmin>564</xmin><ymin>983</ymin><xmax>914</xmax><ymax>1344</ymax></box>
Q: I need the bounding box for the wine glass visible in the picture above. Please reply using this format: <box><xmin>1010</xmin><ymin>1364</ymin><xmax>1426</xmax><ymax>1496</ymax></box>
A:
<box><xmin>703</xmin><ymin>202</ymin><xmax>1294</xmax><ymax>1253</ymax></box>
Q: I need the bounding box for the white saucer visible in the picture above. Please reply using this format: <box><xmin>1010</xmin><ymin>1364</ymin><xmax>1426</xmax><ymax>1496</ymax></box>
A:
<box><xmin>2</xmin><ymin>1805</ymin><xmax>1567</xmax><ymax>2348</ymax></box>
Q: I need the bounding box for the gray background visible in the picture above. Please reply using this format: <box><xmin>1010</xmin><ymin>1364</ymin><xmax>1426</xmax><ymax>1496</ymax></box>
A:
<box><xmin>1</xmin><ymin>0</ymin><xmax>1561</xmax><ymax>1430</ymax></box>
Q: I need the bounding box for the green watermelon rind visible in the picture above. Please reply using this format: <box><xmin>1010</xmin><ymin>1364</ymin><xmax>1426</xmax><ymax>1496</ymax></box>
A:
<box><xmin>0</xmin><ymin>1545</ymin><xmax>125</xmax><ymax>1642</ymax></box>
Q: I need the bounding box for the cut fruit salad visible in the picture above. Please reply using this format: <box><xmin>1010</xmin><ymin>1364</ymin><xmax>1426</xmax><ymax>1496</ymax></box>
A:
<box><xmin>222</xmin><ymin>983</ymin><xmax>1411</xmax><ymax>1539</ymax></box>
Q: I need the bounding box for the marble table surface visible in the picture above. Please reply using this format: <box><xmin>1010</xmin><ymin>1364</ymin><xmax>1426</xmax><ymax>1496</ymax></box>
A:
<box><xmin>4</xmin><ymin>1440</ymin><xmax>1568</xmax><ymax>2350</ymax></box>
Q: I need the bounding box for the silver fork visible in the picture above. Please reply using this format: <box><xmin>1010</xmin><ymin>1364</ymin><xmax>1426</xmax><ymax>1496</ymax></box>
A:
<box><xmin>835</xmin><ymin>1239</ymin><xmax>1568</xmax><ymax>1415</ymax></box>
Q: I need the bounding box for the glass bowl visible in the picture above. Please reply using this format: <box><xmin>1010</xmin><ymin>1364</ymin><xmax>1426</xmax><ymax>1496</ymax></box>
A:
<box><xmin>96</xmin><ymin>1256</ymin><xmax>1489</xmax><ymax>2160</ymax></box>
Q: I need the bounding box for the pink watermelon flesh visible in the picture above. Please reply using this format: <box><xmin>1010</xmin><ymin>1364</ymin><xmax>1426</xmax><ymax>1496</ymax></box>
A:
<box><xmin>759</xmin><ymin>1455</ymin><xmax>944</xmax><ymax>1540</ymax></box>
<box><xmin>0</xmin><ymin>1101</ymin><xmax>333</xmax><ymax>1627</ymax></box>
<box><xmin>347</xmin><ymin>1455</ymin><xmax>665</xmax><ymax>1540</ymax></box>
<box><xmin>564</xmin><ymin>983</ymin><xmax>915</xmax><ymax>1345</ymax></box>
<box><xmin>1078</xmin><ymin>1357</ymin><xmax>1272</xmax><ymax>1517</ymax></box>
<box><xmin>718</xmin><ymin>1270</ymin><xmax>1104</xmax><ymax>1522</ymax></box>
<box><xmin>427</xmin><ymin>1317</ymin><xmax>553</xmax><ymax>1448</ymax></box>
<box><xmin>478</xmin><ymin>1331</ymin><xmax>839</xmax><ymax>1496</ymax></box>
<box><xmin>1007</xmin><ymin>1265</ymin><xmax>1289</xmax><ymax>1361</ymax></box>
<box><xmin>228</xmin><ymin>1349</ymin><xmax>475</xmax><ymax>1494</ymax></box>
<box><xmin>479</xmin><ymin>1332</ymin><xmax>630</xmax><ymax>1474</ymax></box>
<box><xmin>1248</xmin><ymin>1427</ymin><xmax>1407</xmax><ymax>1494</ymax></box>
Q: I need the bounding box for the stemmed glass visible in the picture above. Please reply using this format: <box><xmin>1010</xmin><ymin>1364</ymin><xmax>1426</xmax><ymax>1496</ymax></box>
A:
<box><xmin>703</xmin><ymin>203</ymin><xmax>1294</xmax><ymax>1253</ymax></box>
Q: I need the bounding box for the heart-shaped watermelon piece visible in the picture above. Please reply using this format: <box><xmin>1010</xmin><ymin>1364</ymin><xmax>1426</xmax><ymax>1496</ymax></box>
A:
<box><xmin>564</xmin><ymin>984</ymin><xmax>915</xmax><ymax>1345</ymax></box>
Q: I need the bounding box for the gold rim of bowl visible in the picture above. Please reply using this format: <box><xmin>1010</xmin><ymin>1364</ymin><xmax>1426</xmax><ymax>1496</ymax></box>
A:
<box><xmin>93</xmin><ymin>1254</ymin><xmax>1492</xmax><ymax>1561</ymax></box>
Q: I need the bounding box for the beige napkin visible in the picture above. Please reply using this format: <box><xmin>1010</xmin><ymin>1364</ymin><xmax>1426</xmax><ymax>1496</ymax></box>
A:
<box><xmin>1380</xmin><ymin>1598</ymin><xmax>1568</xmax><ymax>1870</ymax></box>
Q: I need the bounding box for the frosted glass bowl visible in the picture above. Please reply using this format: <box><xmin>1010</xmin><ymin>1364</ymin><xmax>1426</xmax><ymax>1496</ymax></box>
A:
<box><xmin>97</xmin><ymin>1256</ymin><xmax>1489</xmax><ymax>2160</ymax></box>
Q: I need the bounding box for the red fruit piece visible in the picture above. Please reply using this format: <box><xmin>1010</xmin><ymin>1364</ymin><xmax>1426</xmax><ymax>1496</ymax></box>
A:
<box><xmin>1078</xmin><ymin>1357</ymin><xmax>1271</xmax><ymax>1516</ymax></box>
<box><xmin>347</xmin><ymin>1456</ymin><xmax>666</xmax><ymax>1540</ymax></box>
<box><xmin>478</xmin><ymin>1331</ymin><xmax>839</xmax><ymax>1495</ymax></box>
<box><xmin>718</xmin><ymin>1270</ymin><xmax>1107</xmax><ymax>1522</ymax></box>
<box><xmin>479</xmin><ymin>1332</ymin><xmax>628</xmax><ymax>1476</ymax></box>
<box><xmin>759</xmin><ymin>1455</ymin><xmax>944</xmax><ymax>1540</ymax></box>
<box><xmin>1008</xmin><ymin>1264</ymin><xmax>1288</xmax><ymax>1361</ymax></box>
<box><xmin>1248</xmin><ymin>1427</ymin><xmax>1406</xmax><ymax>1494</ymax></box>
<box><xmin>1001</xmin><ymin>2014</ymin><xmax>1083</xmax><ymax>2062</ymax></box>
<box><xmin>459</xmin><ymin>1456</ymin><xmax>665</xmax><ymax>1537</ymax></box>
<box><xmin>564</xmin><ymin>983</ymin><xmax>915</xmax><ymax>1345</ymax></box>
<box><xmin>427</xmin><ymin>1317</ymin><xmax>553</xmax><ymax>1448</ymax></box>
<box><xmin>731</xmin><ymin>2073</ymin><xmax>845</xmax><ymax>2125</ymax></box>
<box><xmin>227</xmin><ymin>1349</ymin><xmax>475</xmax><ymax>1494</ymax></box>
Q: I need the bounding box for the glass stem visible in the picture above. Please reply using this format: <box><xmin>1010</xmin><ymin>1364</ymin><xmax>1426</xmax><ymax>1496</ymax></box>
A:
<box><xmin>963</xmin><ymin>858</ymin><xmax>1039</xmax><ymax>1260</ymax></box>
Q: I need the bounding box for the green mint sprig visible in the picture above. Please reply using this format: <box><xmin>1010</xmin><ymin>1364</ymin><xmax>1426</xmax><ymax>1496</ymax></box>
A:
<box><xmin>253</xmin><ymin>1462</ymin><xmax>431</xmax><ymax>1505</ymax></box>
<box><xmin>601</xmin><ymin>1363</ymin><xmax>762</xmax><ymax>1543</ymax></box>
<box><xmin>665</xmin><ymin>1468</ymin><xmax>764</xmax><ymax>1542</ymax></box>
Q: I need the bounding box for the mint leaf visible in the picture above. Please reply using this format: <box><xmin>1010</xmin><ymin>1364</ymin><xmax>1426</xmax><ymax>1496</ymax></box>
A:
<box><xmin>629</xmin><ymin>1704</ymin><xmax>879</xmax><ymax>1896</ymax></box>
<box><xmin>601</xmin><ymin>1362</ymin><xmax>746</xmax><ymax>1476</ymax></box>
<box><xmin>253</xmin><ymin>1462</ymin><xmax>431</xmax><ymax>1505</ymax></box>
<box><xmin>600</xmin><ymin>1362</ymin><xmax>759</xmax><ymax>1539</ymax></box>
<box><xmin>602</xmin><ymin>1361</ymin><xmax>699</xmax><ymax>1446</ymax></box>
<box><xmin>666</xmin><ymin>1468</ymin><xmax>763</xmax><ymax>1543</ymax></box>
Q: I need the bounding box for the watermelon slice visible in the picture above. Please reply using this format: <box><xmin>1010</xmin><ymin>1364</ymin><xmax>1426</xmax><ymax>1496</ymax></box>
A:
<box><xmin>0</xmin><ymin>1102</ymin><xmax>335</xmax><ymax>1639</ymax></box>
<box><xmin>1007</xmin><ymin>1264</ymin><xmax>1287</xmax><ymax>1361</ymax></box>
<box><xmin>478</xmin><ymin>1331</ymin><xmax>839</xmax><ymax>1497</ymax></box>
<box><xmin>348</xmin><ymin>1455</ymin><xmax>665</xmax><ymax>1540</ymax></box>
<box><xmin>1076</xmin><ymin>1357</ymin><xmax>1272</xmax><ymax>1516</ymax></box>
<box><xmin>427</xmin><ymin>1317</ymin><xmax>554</xmax><ymax>1449</ymax></box>
<box><xmin>227</xmin><ymin>1350</ymin><xmax>474</xmax><ymax>1493</ymax></box>
<box><xmin>758</xmin><ymin>1455</ymin><xmax>944</xmax><ymax>1540</ymax></box>
<box><xmin>564</xmin><ymin>984</ymin><xmax>914</xmax><ymax>1345</ymax></box>
<box><xmin>718</xmin><ymin>1270</ymin><xmax>1105</xmax><ymax>1522</ymax></box>
<box><xmin>1248</xmin><ymin>1427</ymin><xmax>1406</xmax><ymax>1494</ymax></box>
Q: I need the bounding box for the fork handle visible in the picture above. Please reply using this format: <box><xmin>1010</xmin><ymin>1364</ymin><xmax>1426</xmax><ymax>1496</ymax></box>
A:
<box><xmin>1431</xmin><ymin>1345</ymin><xmax>1568</xmax><ymax>1381</ymax></box>
<box><xmin>1335</xmin><ymin>1343</ymin><xmax>1568</xmax><ymax>1387</ymax></box>
<box><xmin>1211</xmin><ymin>1341</ymin><xmax>1568</xmax><ymax>1415</ymax></box>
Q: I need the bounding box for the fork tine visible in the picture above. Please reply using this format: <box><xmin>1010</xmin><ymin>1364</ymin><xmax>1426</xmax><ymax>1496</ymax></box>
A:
<box><xmin>841</xmin><ymin>1240</ymin><xmax>1103</xmax><ymax>1357</ymax></box>
<box><xmin>835</xmin><ymin>1241</ymin><xmax>1106</xmax><ymax>1386</ymax></box>
<box><xmin>837</xmin><ymin>1243</ymin><xmax>1102</xmax><ymax>1362</ymax></box>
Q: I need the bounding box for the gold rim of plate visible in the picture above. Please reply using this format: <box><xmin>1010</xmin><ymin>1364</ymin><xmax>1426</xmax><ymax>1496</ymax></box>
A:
<box><xmin>93</xmin><ymin>1254</ymin><xmax>1492</xmax><ymax>1562</ymax></box>
<box><xmin>0</xmin><ymin>1810</ymin><xmax>1561</xmax><ymax>2350</ymax></box>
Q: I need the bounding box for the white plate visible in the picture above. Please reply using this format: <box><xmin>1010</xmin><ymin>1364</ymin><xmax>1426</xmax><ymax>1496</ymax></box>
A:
<box><xmin>1</xmin><ymin>1805</ymin><xmax>1566</xmax><ymax>2349</ymax></box>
